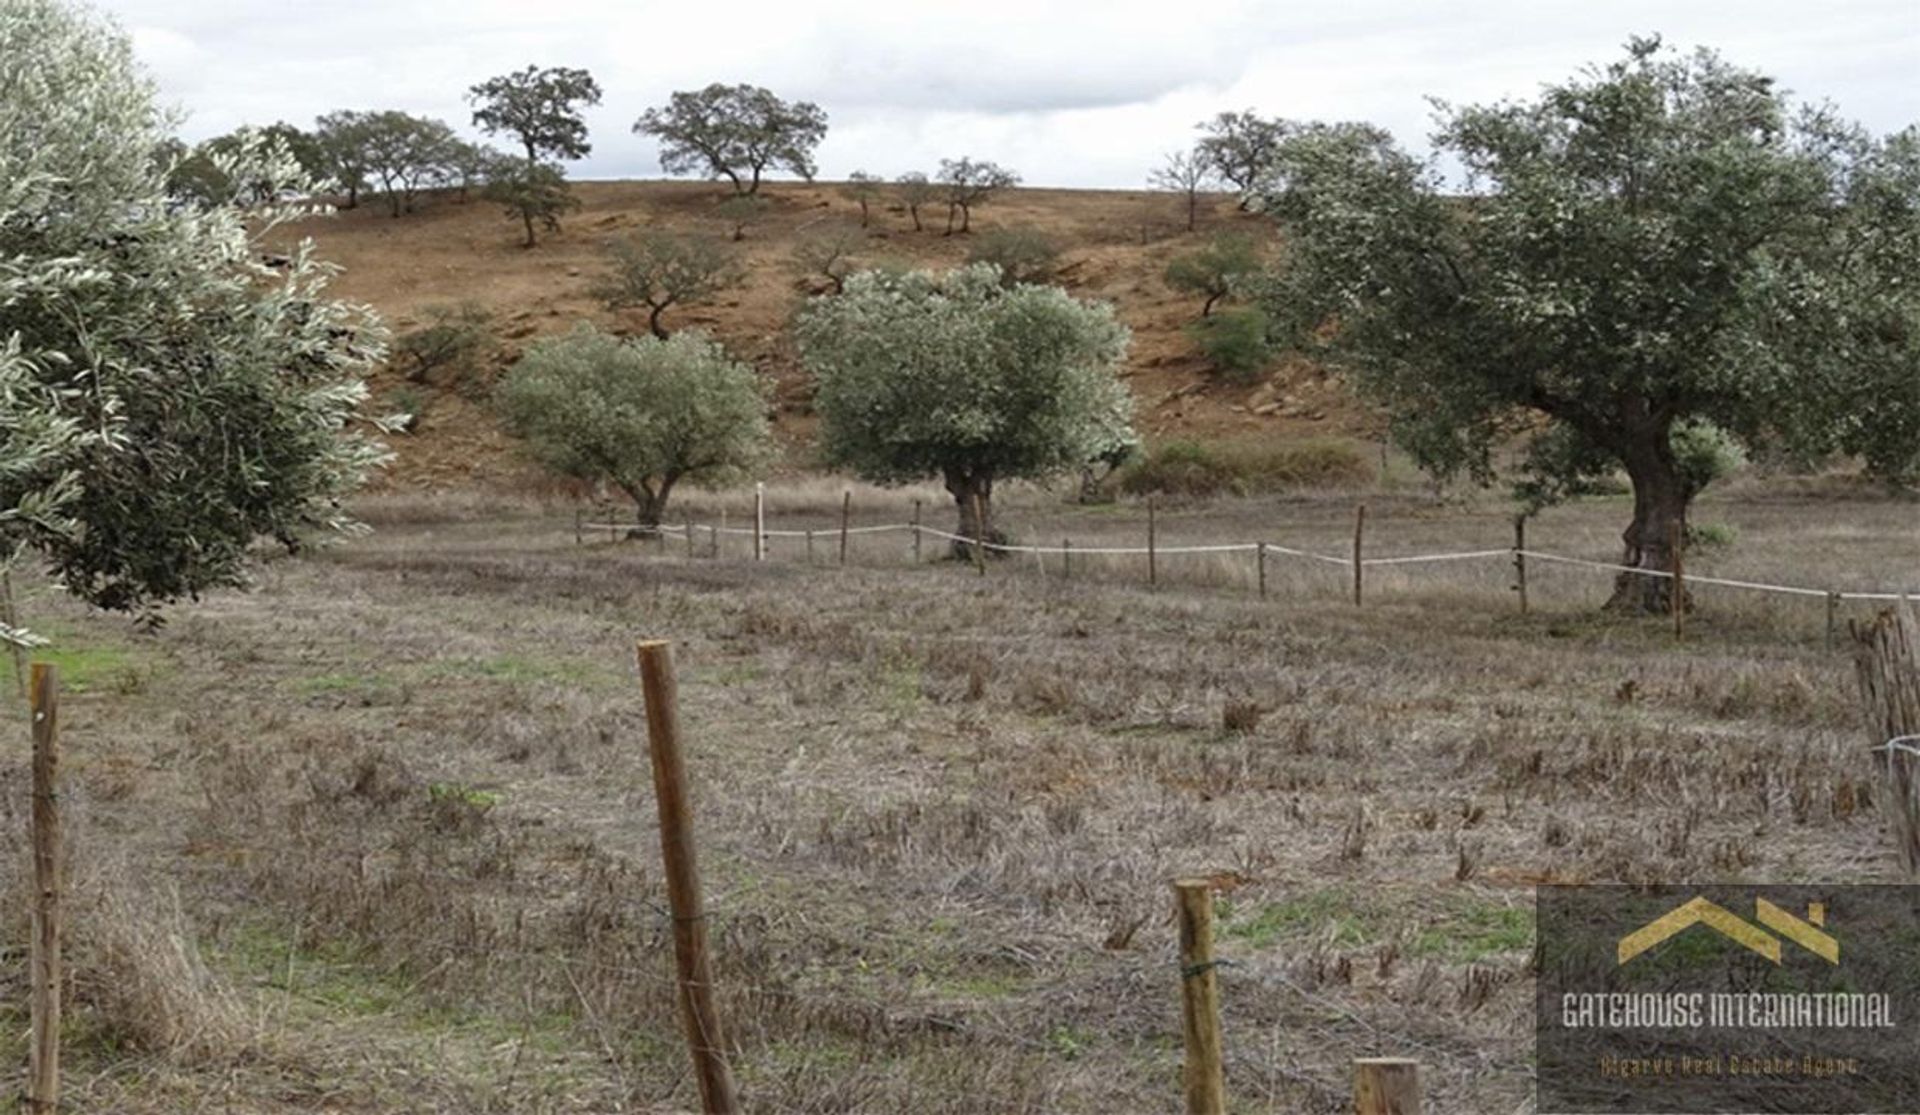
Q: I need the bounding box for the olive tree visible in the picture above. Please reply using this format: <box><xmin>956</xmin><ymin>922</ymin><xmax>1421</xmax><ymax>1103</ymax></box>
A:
<box><xmin>495</xmin><ymin>326</ymin><xmax>770</xmax><ymax>529</ymax></box>
<box><xmin>841</xmin><ymin>170</ymin><xmax>882</xmax><ymax>226</ymax></box>
<box><xmin>484</xmin><ymin>158</ymin><xmax>578</xmax><ymax>247</ymax></box>
<box><xmin>936</xmin><ymin>157</ymin><xmax>1019</xmax><ymax>234</ymax></box>
<box><xmin>315</xmin><ymin>109</ymin><xmax>374</xmax><ymax>207</ymax></box>
<box><xmin>1196</xmin><ymin>110</ymin><xmax>1287</xmax><ymax>204</ymax></box>
<box><xmin>2</xmin><ymin>0</ymin><xmax>388</xmax><ymax>627</ymax></box>
<box><xmin>1164</xmin><ymin>231</ymin><xmax>1258</xmax><ymax>317</ymax></box>
<box><xmin>591</xmin><ymin>232</ymin><xmax>741</xmax><ymax>339</ymax></box>
<box><xmin>798</xmin><ymin>264</ymin><xmax>1134</xmax><ymax>548</ymax></box>
<box><xmin>467</xmin><ymin>65</ymin><xmax>602</xmax><ymax>169</ymax></box>
<box><xmin>635</xmin><ymin>84</ymin><xmax>827</xmax><ymax>195</ymax></box>
<box><xmin>1256</xmin><ymin>38</ymin><xmax>1920</xmax><ymax>612</ymax></box>
<box><xmin>896</xmin><ymin>171</ymin><xmax>936</xmax><ymax>231</ymax></box>
<box><xmin>358</xmin><ymin>110</ymin><xmax>459</xmax><ymax>216</ymax></box>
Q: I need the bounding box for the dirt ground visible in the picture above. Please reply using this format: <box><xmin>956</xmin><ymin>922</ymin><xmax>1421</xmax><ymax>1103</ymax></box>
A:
<box><xmin>281</xmin><ymin>180</ymin><xmax>1363</xmax><ymax>491</ymax></box>
<box><xmin>1</xmin><ymin>481</ymin><xmax>1909</xmax><ymax>1113</ymax></box>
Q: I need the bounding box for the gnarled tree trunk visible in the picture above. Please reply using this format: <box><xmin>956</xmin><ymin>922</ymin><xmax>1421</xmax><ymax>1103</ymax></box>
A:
<box><xmin>944</xmin><ymin>465</ymin><xmax>1003</xmax><ymax>560</ymax></box>
<box><xmin>620</xmin><ymin>474</ymin><xmax>677</xmax><ymax>539</ymax></box>
<box><xmin>1605</xmin><ymin>436</ymin><xmax>1692</xmax><ymax>614</ymax></box>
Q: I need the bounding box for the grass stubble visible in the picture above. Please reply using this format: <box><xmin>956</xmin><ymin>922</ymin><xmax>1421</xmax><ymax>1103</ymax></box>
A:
<box><xmin>0</xmin><ymin>481</ymin><xmax>1907</xmax><ymax>1113</ymax></box>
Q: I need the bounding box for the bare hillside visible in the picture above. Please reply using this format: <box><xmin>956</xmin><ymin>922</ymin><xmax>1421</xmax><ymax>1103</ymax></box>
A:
<box><xmin>284</xmin><ymin>180</ymin><xmax>1368</xmax><ymax>489</ymax></box>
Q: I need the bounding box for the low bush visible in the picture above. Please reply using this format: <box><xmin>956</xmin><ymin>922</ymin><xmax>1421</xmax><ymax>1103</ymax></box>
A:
<box><xmin>1119</xmin><ymin>438</ymin><xmax>1373</xmax><ymax>498</ymax></box>
<box><xmin>966</xmin><ymin>226</ymin><xmax>1060</xmax><ymax>286</ymax></box>
<box><xmin>1187</xmin><ymin>307</ymin><xmax>1272</xmax><ymax>383</ymax></box>
<box><xmin>393</xmin><ymin>302</ymin><xmax>494</xmax><ymax>385</ymax></box>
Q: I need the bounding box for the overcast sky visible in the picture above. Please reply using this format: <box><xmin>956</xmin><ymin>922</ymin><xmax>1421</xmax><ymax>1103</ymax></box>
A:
<box><xmin>102</xmin><ymin>0</ymin><xmax>1919</xmax><ymax>189</ymax></box>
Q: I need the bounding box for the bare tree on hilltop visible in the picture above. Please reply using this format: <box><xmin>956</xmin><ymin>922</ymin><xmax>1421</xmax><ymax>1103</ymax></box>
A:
<box><xmin>936</xmin><ymin>157</ymin><xmax>1019</xmax><ymax>235</ymax></box>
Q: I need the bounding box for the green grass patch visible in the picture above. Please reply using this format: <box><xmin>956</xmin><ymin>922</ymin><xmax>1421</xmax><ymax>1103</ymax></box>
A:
<box><xmin>1409</xmin><ymin>900</ymin><xmax>1534</xmax><ymax>961</ymax></box>
<box><xmin>1119</xmin><ymin>438</ymin><xmax>1373</xmax><ymax>499</ymax></box>
<box><xmin>424</xmin><ymin>653</ymin><xmax>613</xmax><ymax>688</ymax></box>
<box><xmin>1</xmin><ymin>625</ymin><xmax>157</xmax><ymax>695</ymax></box>
<box><xmin>1218</xmin><ymin>887</ymin><xmax>1373</xmax><ymax>949</ymax></box>
<box><xmin>1217</xmin><ymin>888</ymin><xmax>1533</xmax><ymax>961</ymax></box>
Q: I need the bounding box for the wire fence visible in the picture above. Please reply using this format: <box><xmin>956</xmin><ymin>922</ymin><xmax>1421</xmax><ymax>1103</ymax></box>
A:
<box><xmin>573</xmin><ymin>506</ymin><xmax>1919</xmax><ymax>605</ymax></box>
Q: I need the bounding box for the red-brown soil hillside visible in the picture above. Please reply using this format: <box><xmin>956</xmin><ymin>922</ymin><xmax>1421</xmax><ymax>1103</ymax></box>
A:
<box><xmin>283</xmin><ymin>180</ymin><xmax>1370</xmax><ymax>489</ymax></box>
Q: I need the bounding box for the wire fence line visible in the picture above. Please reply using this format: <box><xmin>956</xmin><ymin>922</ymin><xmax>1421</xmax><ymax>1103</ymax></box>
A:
<box><xmin>574</xmin><ymin>510</ymin><xmax>1918</xmax><ymax>605</ymax></box>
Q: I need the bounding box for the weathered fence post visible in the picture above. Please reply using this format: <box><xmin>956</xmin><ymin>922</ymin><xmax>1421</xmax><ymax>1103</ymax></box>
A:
<box><xmin>574</xmin><ymin>507</ymin><xmax>583</xmax><ymax>547</ymax></box>
<box><xmin>634</xmin><ymin>642</ymin><xmax>738</xmax><ymax>1115</ymax></box>
<box><xmin>1062</xmin><ymin>538</ymin><xmax>1072</xmax><ymax>581</ymax></box>
<box><xmin>1256</xmin><ymin>542</ymin><xmax>1268</xmax><ymax>601</ymax></box>
<box><xmin>686</xmin><ymin>521</ymin><xmax>696</xmax><ymax>559</ymax></box>
<box><xmin>1352</xmin><ymin>504</ymin><xmax>1367</xmax><ymax>606</ymax></box>
<box><xmin>806</xmin><ymin>529</ymin><xmax>816</xmax><ymax>565</ymax></box>
<box><xmin>1354</xmin><ymin>1058</ymin><xmax>1422</xmax><ymax>1114</ymax></box>
<box><xmin>970</xmin><ymin>493</ymin><xmax>987</xmax><ymax>577</ymax></box>
<box><xmin>1670</xmin><ymin>519</ymin><xmax>1685</xmax><ymax>640</ymax></box>
<box><xmin>716</xmin><ymin>510</ymin><xmax>726</xmax><ymax>560</ymax></box>
<box><xmin>912</xmin><ymin>499</ymin><xmax>923</xmax><ymax>564</ymax></box>
<box><xmin>754</xmin><ymin>482</ymin><xmax>765</xmax><ymax>562</ymax></box>
<box><xmin>3</xmin><ymin>569</ymin><xmax>26</xmax><ymax>701</ymax></box>
<box><xmin>1148</xmin><ymin>498</ymin><xmax>1159</xmax><ymax>588</ymax></box>
<box><xmin>1174</xmin><ymin>879</ymin><xmax>1226</xmax><ymax>1115</ymax></box>
<box><xmin>27</xmin><ymin>663</ymin><xmax>62</xmax><ymax>1115</ymax></box>
<box><xmin>839</xmin><ymin>491</ymin><xmax>852</xmax><ymax>566</ymax></box>
<box><xmin>1827</xmin><ymin>592</ymin><xmax>1841</xmax><ymax>650</ymax></box>
<box><xmin>1854</xmin><ymin>602</ymin><xmax>1920</xmax><ymax>876</ymax></box>
<box><xmin>1513</xmin><ymin>515</ymin><xmax>1528</xmax><ymax>615</ymax></box>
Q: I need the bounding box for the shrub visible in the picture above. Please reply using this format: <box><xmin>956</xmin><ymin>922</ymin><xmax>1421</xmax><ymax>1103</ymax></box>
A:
<box><xmin>1187</xmin><ymin>307</ymin><xmax>1273</xmax><ymax>383</ymax></box>
<box><xmin>393</xmin><ymin>302</ymin><xmax>493</xmax><ymax>385</ymax></box>
<box><xmin>1120</xmin><ymin>438</ymin><xmax>1372</xmax><ymax>498</ymax></box>
<box><xmin>1686</xmin><ymin>522</ymin><xmax>1738</xmax><ymax>550</ymax></box>
<box><xmin>966</xmin><ymin>227</ymin><xmax>1059</xmax><ymax>286</ymax></box>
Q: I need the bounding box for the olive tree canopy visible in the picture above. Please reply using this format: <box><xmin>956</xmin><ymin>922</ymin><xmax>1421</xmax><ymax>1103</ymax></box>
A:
<box><xmin>634</xmin><ymin>83</ymin><xmax>827</xmax><ymax>195</ymax></box>
<box><xmin>495</xmin><ymin>326</ymin><xmax>770</xmax><ymax>528</ymax></box>
<box><xmin>1257</xmin><ymin>37</ymin><xmax>1920</xmax><ymax>612</ymax></box>
<box><xmin>797</xmin><ymin>264</ymin><xmax>1133</xmax><ymax>548</ymax></box>
<box><xmin>467</xmin><ymin>65</ymin><xmax>602</xmax><ymax>168</ymax></box>
<box><xmin>1</xmin><ymin>0</ymin><xmax>389</xmax><ymax>635</ymax></box>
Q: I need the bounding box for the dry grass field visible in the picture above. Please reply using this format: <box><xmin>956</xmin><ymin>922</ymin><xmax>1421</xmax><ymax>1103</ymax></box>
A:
<box><xmin>1</xmin><ymin>479</ymin><xmax>1911</xmax><ymax>1113</ymax></box>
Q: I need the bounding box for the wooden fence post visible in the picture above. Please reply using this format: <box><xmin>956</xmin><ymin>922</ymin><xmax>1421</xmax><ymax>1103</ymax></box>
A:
<box><xmin>634</xmin><ymin>642</ymin><xmax>738</xmax><ymax>1115</ymax></box>
<box><xmin>912</xmin><ymin>499</ymin><xmax>923</xmax><ymax>564</ymax></box>
<box><xmin>608</xmin><ymin>507</ymin><xmax>618</xmax><ymax>545</ymax></box>
<box><xmin>1853</xmin><ymin>601</ymin><xmax>1920</xmax><ymax>876</ymax></box>
<box><xmin>970</xmin><ymin>493</ymin><xmax>987</xmax><ymax>577</ymax></box>
<box><xmin>1670</xmin><ymin>518</ymin><xmax>1685</xmax><ymax>640</ymax></box>
<box><xmin>3</xmin><ymin>569</ymin><xmax>26</xmax><ymax>701</ymax></box>
<box><xmin>1174</xmin><ymin>879</ymin><xmax>1226</xmax><ymax>1115</ymax></box>
<box><xmin>1148</xmin><ymin>498</ymin><xmax>1159</xmax><ymax>588</ymax></box>
<box><xmin>1354</xmin><ymin>1058</ymin><xmax>1421</xmax><ymax>1114</ymax></box>
<box><xmin>839</xmin><ymin>491</ymin><xmax>852</xmax><ymax>566</ymax></box>
<box><xmin>28</xmin><ymin>663</ymin><xmax>62</xmax><ymax>1115</ymax></box>
<box><xmin>574</xmin><ymin>507</ymin><xmax>583</xmax><ymax>546</ymax></box>
<box><xmin>1062</xmin><ymin>538</ymin><xmax>1072</xmax><ymax>581</ymax></box>
<box><xmin>686</xmin><ymin>521</ymin><xmax>696</xmax><ymax>559</ymax></box>
<box><xmin>806</xmin><ymin>529</ymin><xmax>816</xmax><ymax>565</ymax></box>
<box><xmin>1256</xmin><ymin>542</ymin><xmax>1268</xmax><ymax>601</ymax></box>
<box><xmin>717</xmin><ymin>510</ymin><xmax>726</xmax><ymax>560</ymax></box>
<box><xmin>1352</xmin><ymin>504</ymin><xmax>1367</xmax><ymax>607</ymax></box>
<box><xmin>1513</xmin><ymin>515</ymin><xmax>1528</xmax><ymax>616</ymax></box>
<box><xmin>1827</xmin><ymin>592</ymin><xmax>1841</xmax><ymax>650</ymax></box>
<box><xmin>754</xmin><ymin>483</ymin><xmax>765</xmax><ymax>563</ymax></box>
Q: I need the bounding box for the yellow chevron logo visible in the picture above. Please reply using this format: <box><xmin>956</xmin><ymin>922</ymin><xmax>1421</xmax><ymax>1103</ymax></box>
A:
<box><xmin>1618</xmin><ymin>897</ymin><xmax>1838</xmax><ymax>966</ymax></box>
